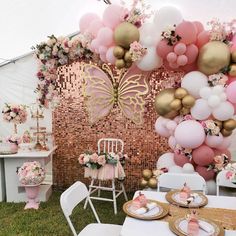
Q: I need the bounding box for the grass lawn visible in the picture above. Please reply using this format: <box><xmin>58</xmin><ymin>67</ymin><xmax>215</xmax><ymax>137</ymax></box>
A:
<box><xmin>0</xmin><ymin>190</ymin><xmax>133</xmax><ymax>236</ymax></box>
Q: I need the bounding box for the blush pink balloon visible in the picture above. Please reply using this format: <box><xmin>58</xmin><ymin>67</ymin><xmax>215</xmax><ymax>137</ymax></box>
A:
<box><xmin>196</xmin><ymin>30</ymin><xmax>210</xmax><ymax>48</ymax></box>
<box><xmin>174</xmin><ymin>120</ymin><xmax>206</xmax><ymax>149</ymax></box>
<box><xmin>193</xmin><ymin>21</ymin><xmax>204</xmax><ymax>34</ymax></box>
<box><xmin>106</xmin><ymin>46</ymin><xmax>116</xmax><ymax>64</ymax></box>
<box><xmin>230</xmin><ymin>35</ymin><xmax>236</xmax><ymax>51</ymax></box>
<box><xmin>185</xmin><ymin>44</ymin><xmax>198</xmax><ymax>64</ymax></box>
<box><xmin>177</xmin><ymin>55</ymin><xmax>188</xmax><ymax>66</ymax></box>
<box><xmin>87</xmin><ymin>19</ymin><xmax>104</xmax><ymax>37</ymax></box>
<box><xmin>175</xmin><ymin>21</ymin><xmax>198</xmax><ymax>45</ymax></box>
<box><xmin>196</xmin><ymin>166</ymin><xmax>215</xmax><ymax>181</ymax></box>
<box><xmin>214</xmin><ymin>149</ymin><xmax>232</xmax><ymax>160</ymax></box>
<box><xmin>100</xmin><ymin>53</ymin><xmax>107</xmax><ymax>63</ymax></box>
<box><xmin>166</xmin><ymin>120</ymin><xmax>177</xmax><ymax>131</ymax></box>
<box><xmin>174</xmin><ymin>43</ymin><xmax>187</xmax><ymax>55</ymax></box>
<box><xmin>103</xmin><ymin>4</ymin><xmax>124</xmax><ymax>29</ymax></box>
<box><xmin>79</xmin><ymin>13</ymin><xmax>100</xmax><ymax>33</ymax></box>
<box><xmin>97</xmin><ymin>27</ymin><xmax>114</xmax><ymax>46</ymax></box>
<box><xmin>174</xmin><ymin>153</ymin><xmax>191</xmax><ymax>167</ymax></box>
<box><xmin>192</xmin><ymin>145</ymin><xmax>215</xmax><ymax>166</ymax></box>
<box><xmin>99</xmin><ymin>46</ymin><xmax>108</xmax><ymax>55</ymax></box>
<box><xmin>168</xmin><ymin>136</ymin><xmax>177</xmax><ymax>150</ymax></box>
<box><xmin>90</xmin><ymin>39</ymin><xmax>100</xmax><ymax>53</ymax></box>
<box><xmin>155</xmin><ymin>117</ymin><xmax>171</xmax><ymax>138</ymax></box>
<box><xmin>157</xmin><ymin>40</ymin><xmax>174</xmax><ymax>58</ymax></box>
<box><xmin>205</xmin><ymin>133</ymin><xmax>223</xmax><ymax>148</ymax></box>
<box><xmin>226</xmin><ymin>81</ymin><xmax>236</xmax><ymax>103</ymax></box>
<box><xmin>166</xmin><ymin>52</ymin><xmax>177</xmax><ymax>63</ymax></box>
<box><xmin>217</xmin><ymin>136</ymin><xmax>232</xmax><ymax>150</ymax></box>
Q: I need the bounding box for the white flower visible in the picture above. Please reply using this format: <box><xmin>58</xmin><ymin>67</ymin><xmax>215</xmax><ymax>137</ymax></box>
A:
<box><xmin>83</xmin><ymin>155</ymin><xmax>90</xmax><ymax>163</ymax></box>
<box><xmin>39</xmin><ymin>54</ymin><xmax>45</xmax><ymax>60</ymax></box>
<box><xmin>10</xmin><ymin>112</ymin><xmax>16</xmax><ymax>117</ymax></box>
<box><xmin>45</xmin><ymin>46</ymin><xmax>51</xmax><ymax>52</ymax></box>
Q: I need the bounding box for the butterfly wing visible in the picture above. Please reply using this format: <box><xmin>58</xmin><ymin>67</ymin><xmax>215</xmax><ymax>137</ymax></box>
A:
<box><xmin>118</xmin><ymin>68</ymin><xmax>149</xmax><ymax>125</ymax></box>
<box><xmin>82</xmin><ymin>64</ymin><xmax>114</xmax><ymax>123</ymax></box>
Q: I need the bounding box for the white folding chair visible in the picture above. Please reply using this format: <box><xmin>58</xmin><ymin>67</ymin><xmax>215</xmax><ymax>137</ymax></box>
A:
<box><xmin>60</xmin><ymin>181</ymin><xmax>122</xmax><ymax>236</ymax></box>
<box><xmin>84</xmin><ymin>138</ymin><xmax>128</xmax><ymax>215</ymax></box>
<box><xmin>157</xmin><ymin>173</ymin><xmax>206</xmax><ymax>194</ymax></box>
<box><xmin>216</xmin><ymin>170</ymin><xmax>236</xmax><ymax>196</ymax></box>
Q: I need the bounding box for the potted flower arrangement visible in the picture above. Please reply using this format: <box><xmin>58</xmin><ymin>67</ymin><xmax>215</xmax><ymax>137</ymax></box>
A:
<box><xmin>17</xmin><ymin>161</ymin><xmax>45</xmax><ymax>209</ymax></box>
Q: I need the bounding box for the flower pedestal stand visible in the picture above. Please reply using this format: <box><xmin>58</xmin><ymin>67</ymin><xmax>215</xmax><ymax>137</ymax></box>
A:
<box><xmin>24</xmin><ymin>184</ymin><xmax>40</xmax><ymax>210</ymax></box>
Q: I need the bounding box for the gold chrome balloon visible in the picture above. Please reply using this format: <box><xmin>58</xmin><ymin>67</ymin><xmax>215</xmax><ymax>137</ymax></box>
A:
<box><xmin>174</xmin><ymin>88</ymin><xmax>188</xmax><ymax>99</ymax></box>
<box><xmin>223</xmin><ymin>119</ymin><xmax>236</xmax><ymax>131</ymax></box>
<box><xmin>229</xmin><ymin>64</ymin><xmax>236</xmax><ymax>77</ymax></box>
<box><xmin>115</xmin><ymin>59</ymin><xmax>125</xmax><ymax>69</ymax></box>
<box><xmin>221</xmin><ymin>128</ymin><xmax>233</xmax><ymax>137</ymax></box>
<box><xmin>180</xmin><ymin>107</ymin><xmax>190</xmax><ymax>115</ymax></box>
<box><xmin>182</xmin><ymin>95</ymin><xmax>195</xmax><ymax>108</ymax></box>
<box><xmin>170</xmin><ymin>99</ymin><xmax>182</xmax><ymax>111</ymax></box>
<box><xmin>124</xmin><ymin>51</ymin><xmax>132</xmax><ymax>62</ymax></box>
<box><xmin>148</xmin><ymin>177</ymin><xmax>157</xmax><ymax>189</ymax></box>
<box><xmin>113</xmin><ymin>46</ymin><xmax>125</xmax><ymax>59</ymax></box>
<box><xmin>142</xmin><ymin>169</ymin><xmax>152</xmax><ymax>180</ymax></box>
<box><xmin>198</xmin><ymin>41</ymin><xmax>231</xmax><ymax>75</ymax></box>
<box><xmin>114</xmin><ymin>22</ymin><xmax>140</xmax><ymax>49</ymax></box>
<box><xmin>140</xmin><ymin>178</ymin><xmax>148</xmax><ymax>189</ymax></box>
<box><xmin>232</xmin><ymin>51</ymin><xmax>236</xmax><ymax>63</ymax></box>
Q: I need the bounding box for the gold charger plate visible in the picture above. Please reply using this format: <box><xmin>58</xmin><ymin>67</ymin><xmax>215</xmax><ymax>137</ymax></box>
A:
<box><xmin>123</xmin><ymin>199</ymin><xmax>168</xmax><ymax>220</ymax></box>
<box><xmin>169</xmin><ymin>216</ymin><xmax>225</xmax><ymax>236</ymax></box>
<box><xmin>166</xmin><ymin>190</ymin><xmax>208</xmax><ymax>208</ymax></box>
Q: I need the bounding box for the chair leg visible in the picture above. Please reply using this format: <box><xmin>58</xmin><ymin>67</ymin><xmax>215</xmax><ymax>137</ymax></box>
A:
<box><xmin>98</xmin><ymin>180</ymin><xmax>101</xmax><ymax>197</ymax></box>
<box><xmin>112</xmin><ymin>179</ymin><xmax>117</xmax><ymax>215</ymax></box>
<box><xmin>84</xmin><ymin>179</ymin><xmax>94</xmax><ymax>209</ymax></box>
<box><xmin>88</xmin><ymin>198</ymin><xmax>101</xmax><ymax>223</ymax></box>
<box><xmin>121</xmin><ymin>182</ymin><xmax>128</xmax><ymax>201</ymax></box>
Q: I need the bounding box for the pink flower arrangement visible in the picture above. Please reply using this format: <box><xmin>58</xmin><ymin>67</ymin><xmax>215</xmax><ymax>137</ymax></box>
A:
<box><xmin>174</xmin><ymin>144</ymin><xmax>192</xmax><ymax>159</ymax></box>
<box><xmin>2</xmin><ymin>103</ymin><xmax>27</xmax><ymax>124</ymax></box>
<box><xmin>208</xmin><ymin>73</ymin><xmax>228</xmax><ymax>87</ymax></box>
<box><xmin>6</xmin><ymin>134</ymin><xmax>21</xmax><ymax>146</ymax></box>
<box><xmin>201</xmin><ymin>120</ymin><xmax>220</xmax><ymax>136</ymax></box>
<box><xmin>225</xmin><ymin>163</ymin><xmax>236</xmax><ymax>184</ymax></box>
<box><xmin>129</xmin><ymin>41</ymin><xmax>147</xmax><ymax>62</ymax></box>
<box><xmin>17</xmin><ymin>161</ymin><xmax>45</xmax><ymax>185</ymax></box>
<box><xmin>208</xmin><ymin>154</ymin><xmax>230</xmax><ymax>172</ymax></box>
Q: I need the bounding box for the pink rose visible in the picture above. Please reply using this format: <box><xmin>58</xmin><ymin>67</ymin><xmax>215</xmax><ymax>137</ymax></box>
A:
<box><xmin>226</xmin><ymin>171</ymin><xmax>233</xmax><ymax>179</ymax></box>
<box><xmin>90</xmin><ymin>153</ymin><xmax>99</xmax><ymax>163</ymax></box>
<box><xmin>78</xmin><ymin>154</ymin><xmax>84</xmax><ymax>165</ymax></box>
<box><xmin>98</xmin><ymin>155</ymin><xmax>106</xmax><ymax>166</ymax></box>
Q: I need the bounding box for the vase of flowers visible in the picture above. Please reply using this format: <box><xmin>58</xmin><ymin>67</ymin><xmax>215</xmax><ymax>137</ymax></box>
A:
<box><xmin>17</xmin><ymin>161</ymin><xmax>45</xmax><ymax>209</ymax></box>
<box><xmin>6</xmin><ymin>134</ymin><xmax>22</xmax><ymax>153</ymax></box>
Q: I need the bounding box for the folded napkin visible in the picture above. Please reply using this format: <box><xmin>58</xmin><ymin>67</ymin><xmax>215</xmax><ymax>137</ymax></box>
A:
<box><xmin>199</xmin><ymin>221</ymin><xmax>214</xmax><ymax>234</ymax></box>
<box><xmin>134</xmin><ymin>202</ymin><xmax>157</xmax><ymax>215</ymax></box>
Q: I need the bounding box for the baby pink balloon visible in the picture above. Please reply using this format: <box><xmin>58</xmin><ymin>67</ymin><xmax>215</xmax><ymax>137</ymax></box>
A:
<box><xmin>97</xmin><ymin>27</ymin><xmax>114</xmax><ymax>46</ymax></box>
<box><xmin>217</xmin><ymin>136</ymin><xmax>232</xmax><ymax>150</ymax></box>
<box><xmin>175</xmin><ymin>21</ymin><xmax>198</xmax><ymax>45</ymax></box>
<box><xmin>193</xmin><ymin>21</ymin><xmax>204</xmax><ymax>34</ymax></box>
<box><xmin>106</xmin><ymin>46</ymin><xmax>116</xmax><ymax>65</ymax></box>
<box><xmin>185</xmin><ymin>44</ymin><xmax>198</xmax><ymax>64</ymax></box>
<box><xmin>99</xmin><ymin>46</ymin><xmax>108</xmax><ymax>55</ymax></box>
<box><xmin>177</xmin><ymin>55</ymin><xmax>188</xmax><ymax>66</ymax></box>
<box><xmin>226</xmin><ymin>81</ymin><xmax>236</xmax><ymax>103</ymax></box>
<box><xmin>174</xmin><ymin>120</ymin><xmax>205</xmax><ymax>149</ymax></box>
<box><xmin>100</xmin><ymin>53</ymin><xmax>107</xmax><ymax>63</ymax></box>
<box><xmin>79</xmin><ymin>13</ymin><xmax>100</xmax><ymax>33</ymax></box>
<box><xmin>87</xmin><ymin>19</ymin><xmax>104</xmax><ymax>37</ymax></box>
<box><xmin>205</xmin><ymin>133</ymin><xmax>223</xmax><ymax>148</ymax></box>
<box><xmin>103</xmin><ymin>4</ymin><xmax>124</xmax><ymax>29</ymax></box>
<box><xmin>192</xmin><ymin>145</ymin><xmax>215</xmax><ymax>166</ymax></box>
<box><xmin>166</xmin><ymin>120</ymin><xmax>177</xmax><ymax>131</ymax></box>
<box><xmin>155</xmin><ymin>117</ymin><xmax>171</xmax><ymax>138</ymax></box>
<box><xmin>167</xmin><ymin>52</ymin><xmax>177</xmax><ymax>63</ymax></box>
<box><xmin>90</xmin><ymin>39</ymin><xmax>100</xmax><ymax>53</ymax></box>
<box><xmin>174</xmin><ymin>43</ymin><xmax>187</xmax><ymax>55</ymax></box>
<box><xmin>156</xmin><ymin>40</ymin><xmax>174</xmax><ymax>58</ymax></box>
<box><xmin>196</xmin><ymin>30</ymin><xmax>210</xmax><ymax>48</ymax></box>
<box><xmin>168</xmin><ymin>136</ymin><xmax>177</xmax><ymax>150</ymax></box>
<box><xmin>174</xmin><ymin>153</ymin><xmax>191</xmax><ymax>167</ymax></box>
<box><xmin>196</xmin><ymin>166</ymin><xmax>215</xmax><ymax>181</ymax></box>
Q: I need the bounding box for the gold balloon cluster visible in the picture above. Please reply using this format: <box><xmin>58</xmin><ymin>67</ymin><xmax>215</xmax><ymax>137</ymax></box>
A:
<box><xmin>154</xmin><ymin>88</ymin><xmax>195</xmax><ymax>119</ymax></box>
<box><xmin>216</xmin><ymin>119</ymin><xmax>236</xmax><ymax>137</ymax></box>
<box><xmin>113</xmin><ymin>22</ymin><xmax>140</xmax><ymax>69</ymax></box>
<box><xmin>140</xmin><ymin>169</ymin><xmax>158</xmax><ymax>189</ymax></box>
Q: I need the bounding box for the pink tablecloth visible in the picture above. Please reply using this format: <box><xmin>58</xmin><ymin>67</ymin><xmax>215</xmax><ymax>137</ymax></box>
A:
<box><xmin>84</xmin><ymin>162</ymin><xmax>125</xmax><ymax>180</ymax></box>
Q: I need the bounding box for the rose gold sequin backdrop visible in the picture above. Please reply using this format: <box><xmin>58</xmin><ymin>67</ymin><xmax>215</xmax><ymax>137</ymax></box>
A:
<box><xmin>53</xmin><ymin>62</ymin><xmax>183</xmax><ymax>191</ymax></box>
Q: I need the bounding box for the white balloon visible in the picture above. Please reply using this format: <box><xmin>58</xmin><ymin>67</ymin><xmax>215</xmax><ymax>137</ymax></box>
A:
<box><xmin>220</xmin><ymin>93</ymin><xmax>227</xmax><ymax>102</ymax></box>
<box><xmin>168</xmin><ymin>165</ymin><xmax>183</xmax><ymax>173</ymax></box>
<box><xmin>154</xmin><ymin>6</ymin><xmax>183</xmax><ymax>33</ymax></box>
<box><xmin>191</xmin><ymin>99</ymin><xmax>211</xmax><ymax>120</ymax></box>
<box><xmin>136</xmin><ymin>47</ymin><xmax>163</xmax><ymax>71</ymax></box>
<box><xmin>155</xmin><ymin>117</ymin><xmax>171</xmax><ymax>137</ymax></box>
<box><xmin>139</xmin><ymin>23</ymin><xmax>160</xmax><ymax>46</ymax></box>
<box><xmin>212</xmin><ymin>85</ymin><xmax>224</xmax><ymax>95</ymax></box>
<box><xmin>181</xmin><ymin>71</ymin><xmax>208</xmax><ymax>98</ymax></box>
<box><xmin>199</xmin><ymin>87</ymin><xmax>211</xmax><ymax>99</ymax></box>
<box><xmin>157</xmin><ymin>152</ymin><xmax>175</xmax><ymax>169</ymax></box>
<box><xmin>182</xmin><ymin>163</ymin><xmax>195</xmax><ymax>174</ymax></box>
<box><xmin>212</xmin><ymin>101</ymin><xmax>234</xmax><ymax>121</ymax></box>
<box><xmin>207</xmin><ymin>95</ymin><xmax>221</xmax><ymax>108</ymax></box>
<box><xmin>206</xmin><ymin>180</ymin><xmax>216</xmax><ymax>195</ymax></box>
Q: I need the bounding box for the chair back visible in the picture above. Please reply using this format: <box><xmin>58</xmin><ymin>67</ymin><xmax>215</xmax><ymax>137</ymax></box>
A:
<box><xmin>216</xmin><ymin>170</ymin><xmax>236</xmax><ymax>196</ymax></box>
<box><xmin>98</xmin><ymin>138</ymin><xmax>124</xmax><ymax>153</ymax></box>
<box><xmin>157</xmin><ymin>173</ymin><xmax>206</xmax><ymax>194</ymax></box>
<box><xmin>60</xmin><ymin>181</ymin><xmax>100</xmax><ymax>236</ymax></box>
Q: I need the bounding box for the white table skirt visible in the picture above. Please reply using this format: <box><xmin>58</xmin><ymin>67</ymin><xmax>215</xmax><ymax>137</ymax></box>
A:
<box><xmin>120</xmin><ymin>191</ymin><xmax>236</xmax><ymax>236</ymax></box>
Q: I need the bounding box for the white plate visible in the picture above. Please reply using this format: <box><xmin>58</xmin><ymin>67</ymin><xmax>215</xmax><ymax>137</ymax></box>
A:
<box><xmin>128</xmin><ymin>204</ymin><xmax>162</xmax><ymax>217</ymax></box>
<box><xmin>172</xmin><ymin>192</ymin><xmax>205</xmax><ymax>206</ymax></box>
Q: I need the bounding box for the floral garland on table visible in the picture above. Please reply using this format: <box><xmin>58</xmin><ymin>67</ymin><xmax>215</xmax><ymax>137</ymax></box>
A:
<box><xmin>2</xmin><ymin>104</ymin><xmax>27</xmax><ymax>124</ymax></box>
<box><xmin>225</xmin><ymin>163</ymin><xmax>236</xmax><ymax>184</ymax></box>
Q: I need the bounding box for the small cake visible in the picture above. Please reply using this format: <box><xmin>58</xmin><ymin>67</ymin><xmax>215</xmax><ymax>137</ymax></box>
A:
<box><xmin>187</xmin><ymin>210</ymin><xmax>199</xmax><ymax>236</ymax></box>
<box><xmin>179</xmin><ymin>183</ymin><xmax>191</xmax><ymax>201</ymax></box>
<box><xmin>131</xmin><ymin>192</ymin><xmax>148</xmax><ymax>210</ymax></box>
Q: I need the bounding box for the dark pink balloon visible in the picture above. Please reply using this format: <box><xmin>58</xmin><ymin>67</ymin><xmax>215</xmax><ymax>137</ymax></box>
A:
<box><xmin>192</xmin><ymin>145</ymin><xmax>215</xmax><ymax>166</ymax></box>
<box><xmin>185</xmin><ymin>44</ymin><xmax>198</xmax><ymax>64</ymax></box>
<box><xmin>181</xmin><ymin>63</ymin><xmax>198</xmax><ymax>72</ymax></box>
<box><xmin>196</xmin><ymin>30</ymin><xmax>210</xmax><ymax>48</ymax></box>
<box><xmin>214</xmin><ymin>149</ymin><xmax>232</xmax><ymax>160</ymax></box>
<box><xmin>174</xmin><ymin>153</ymin><xmax>191</xmax><ymax>167</ymax></box>
<box><xmin>196</xmin><ymin>166</ymin><xmax>215</xmax><ymax>181</ymax></box>
<box><xmin>226</xmin><ymin>76</ymin><xmax>236</xmax><ymax>85</ymax></box>
<box><xmin>156</xmin><ymin>40</ymin><xmax>174</xmax><ymax>58</ymax></box>
<box><xmin>193</xmin><ymin>21</ymin><xmax>204</xmax><ymax>34</ymax></box>
<box><xmin>175</xmin><ymin>21</ymin><xmax>198</xmax><ymax>45</ymax></box>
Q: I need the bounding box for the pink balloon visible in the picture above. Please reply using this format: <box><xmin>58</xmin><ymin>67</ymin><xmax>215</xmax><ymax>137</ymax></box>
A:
<box><xmin>157</xmin><ymin>40</ymin><xmax>174</xmax><ymax>58</ymax></box>
<box><xmin>166</xmin><ymin>52</ymin><xmax>177</xmax><ymax>63</ymax></box>
<box><xmin>205</xmin><ymin>133</ymin><xmax>223</xmax><ymax>148</ymax></box>
<box><xmin>174</xmin><ymin>120</ymin><xmax>206</xmax><ymax>149</ymax></box>
<box><xmin>174</xmin><ymin>43</ymin><xmax>187</xmax><ymax>55</ymax></box>
<box><xmin>174</xmin><ymin>153</ymin><xmax>191</xmax><ymax>167</ymax></box>
<box><xmin>230</xmin><ymin>35</ymin><xmax>236</xmax><ymax>51</ymax></box>
<box><xmin>177</xmin><ymin>55</ymin><xmax>188</xmax><ymax>66</ymax></box>
<box><xmin>214</xmin><ymin>149</ymin><xmax>232</xmax><ymax>160</ymax></box>
<box><xmin>196</xmin><ymin>30</ymin><xmax>210</xmax><ymax>48</ymax></box>
<box><xmin>99</xmin><ymin>46</ymin><xmax>108</xmax><ymax>55</ymax></box>
<box><xmin>169</xmin><ymin>62</ymin><xmax>179</xmax><ymax>69</ymax></box>
<box><xmin>181</xmin><ymin>63</ymin><xmax>198</xmax><ymax>72</ymax></box>
<box><xmin>196</xmin><ymin>166</ymin><xmax>215</xmax><ymax>181</ymax></box>
<box><xmin>100</xmin><ymin>53</ymin><xmax>107</xmax><ymax>63</ymax></box>
<box><xmin>226</xmin><ymin>81</ymin><xmax>236</xmax><ymax>103</ymax></box>
<box><xmin>87</xmin><ymin>19</ymin><xmax>104</xmax><ymax>37</ymax></box>
<box><xmin>155</xmin><ymin>117</ymin><xmax>171</xmax><ymax>138</ymax></box>
<box><xmin>97</xmin><ymin>27</ymin><xmax>114</xmax><ymax>46</ymax></box>
<box><xmin>166</xmin><ymin>120</ymin><xmax>177</xmax><ymax>131</ymax></box>
<box><xmin>168</xmin><ymin>136</ymin><xmax>177</xmax><ymax>150</ymax></box>
<box><xmin>175</xmin><ymin>21</ymin><xmax>198</xmax><ymax>45</ymax></box>
<box><xmin>192</xmin><ymin>145</ymin><xmax>215</xmax><ymax>166</ymax></box>
<box><xmin>226</xmin><ymin>76</ymin><xmax>236</xmax><ymax>85</ymax></box>
<box><xmin>79</xmin><ymin>13</ymin><xmax>100</xmax><ymax>33</ymax></box>
<box><xmin>103</xmin><ymin>4</ymin><xmax>124</xmax><ymax>29</ymax></box>
<box><xmin>193</xmin><ymin>21</ymin><xmax>204</xmax><ymax>34</ymax></box>
<box><xmin>185</xmin><ymin>44</ymin><xmax>198</xmax><ymax>64</ymax></box>
<box><xmin>106</xmin><ymin>46</ymin><xmax>116</xmax><ymax>64</ymax></box>
<box><xmin>217</xmin><ymin>136</ymin><xmax>232</xmax><ymax>150</ymax></box>
<box><xmin>90</xmin><ymin>39</ymin><xmax>100</xmax><ymax>53</ymax></box>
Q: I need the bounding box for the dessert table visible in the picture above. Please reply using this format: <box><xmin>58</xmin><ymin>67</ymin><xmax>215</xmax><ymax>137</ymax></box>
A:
<box><xmin>0</xmin><ymin>146</ymin><xmax>57</xmax><ymax>202</ymax></box>
<box><xmin>120</xmin><ymin>191</ymin><xmax>236</xmax><ymax>236</ymax></box>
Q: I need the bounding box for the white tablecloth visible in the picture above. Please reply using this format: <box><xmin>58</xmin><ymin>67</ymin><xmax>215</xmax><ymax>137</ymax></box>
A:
<box><xmin>120</xmin><ymin>191</ymin><xmax>236</xmax><ymax>236</ymax></box>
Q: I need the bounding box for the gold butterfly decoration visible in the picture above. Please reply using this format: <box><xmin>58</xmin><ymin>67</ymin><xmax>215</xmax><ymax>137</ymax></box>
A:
<box><xmin>81</xmin><ymin>63</ymin><xmax>149</xmax><ymax>125</ymax></box>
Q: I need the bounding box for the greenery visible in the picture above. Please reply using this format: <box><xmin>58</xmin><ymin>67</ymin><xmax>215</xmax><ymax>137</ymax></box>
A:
<box><xmin>0</xmin><ymin>190</ymin><xmax>133</xmax><ymax>236</ymax></box>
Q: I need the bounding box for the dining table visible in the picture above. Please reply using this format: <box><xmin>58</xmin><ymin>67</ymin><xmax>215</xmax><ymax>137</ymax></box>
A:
<box><xmin>120</xmin><ymin>190</ymin><xmax>236</xmax><ymax>236</ymax></box>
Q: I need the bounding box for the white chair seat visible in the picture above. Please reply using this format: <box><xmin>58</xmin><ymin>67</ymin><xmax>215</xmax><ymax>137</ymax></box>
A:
<box><xmin>79</xmin><ymin>223</ymin><xmax>122</xmax><ymax>236</ymax></box>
